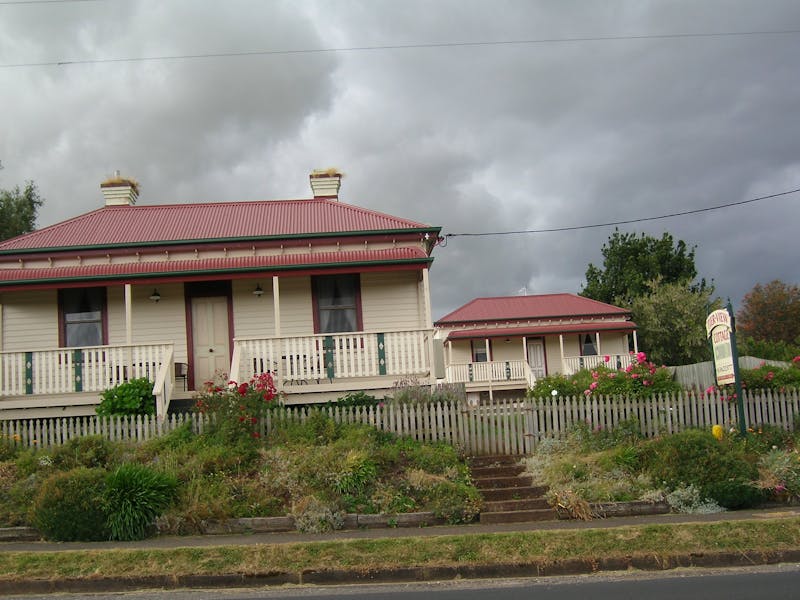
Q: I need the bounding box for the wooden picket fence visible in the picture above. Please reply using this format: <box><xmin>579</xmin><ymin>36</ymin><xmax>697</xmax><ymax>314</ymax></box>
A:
<box><xmin>2</xmin><ymin>389</ymin><xmax>799</xmax><ymax>456</ymax></box>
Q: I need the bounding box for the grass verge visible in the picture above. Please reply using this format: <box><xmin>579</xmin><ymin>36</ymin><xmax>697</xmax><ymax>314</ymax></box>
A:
<box><xmin>2</xmin><ymin>517</ymin><xmax>800</xmax><ymax>580</ymax></box>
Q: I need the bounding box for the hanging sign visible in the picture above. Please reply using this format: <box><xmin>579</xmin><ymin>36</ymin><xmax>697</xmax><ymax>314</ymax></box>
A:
<box><xmin>706</xmin><ymin>309</ymin><xmax>735</xmax><ymax>386</ymax></box>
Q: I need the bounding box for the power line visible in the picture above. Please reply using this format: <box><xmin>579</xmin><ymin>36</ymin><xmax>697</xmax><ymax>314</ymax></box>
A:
<box><xmin>0</xmin><ymin>0</ymin><xmax>102</xmax><ymax>4</ymax></box>
<box><xmin>444</xmin><ymin>187</ymin><xmax>800</xmax><ymax>238</ymax></box>
<box><xmin>2</xmin><ymin>28</ymin><xmax>800</xmax><ymax>69</ymax></box>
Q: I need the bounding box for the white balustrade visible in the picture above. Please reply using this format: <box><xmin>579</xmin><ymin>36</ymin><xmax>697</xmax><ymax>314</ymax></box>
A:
<box><xmin>0</xmin><ymin>343</ymin><xmax>174</xmax><ymax>397</ymax></box>
<box><xmin>445</xmin><ymin>360</ymin><xmax>531</xmax><ymax>384</ymax></box>
<box><xmin>561</xmin><ymin>353</ymin><xmax>633</xmax><ymax>375</ymax></box>
<box><xmin>232</xmin><ymin>329</ymin><xmax>432</xmax><ymax>385</ymax></box>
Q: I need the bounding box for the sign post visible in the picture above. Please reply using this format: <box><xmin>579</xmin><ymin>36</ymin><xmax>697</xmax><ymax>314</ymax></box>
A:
<box><xmin>706</xmin><ymin>302</ymin><xmax>746</xmax><ymax>435</ymax></box>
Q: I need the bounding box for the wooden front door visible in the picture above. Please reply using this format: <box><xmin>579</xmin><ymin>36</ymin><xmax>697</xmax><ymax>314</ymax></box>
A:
<box><xmin>527</xmin><ymin>339</ymin><xmax>546</xmax><ymax>379</ymax></box>
<box><xmin>191</xmin><ymin>296</ymin><xmax>230</xmax><ymax>389</ymax></box>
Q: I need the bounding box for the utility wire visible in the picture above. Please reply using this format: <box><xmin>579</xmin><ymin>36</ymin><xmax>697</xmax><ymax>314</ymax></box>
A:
<box><xmin>444</xmin><ymin>187</ymin><xmax>800</xmax><ymax>238</ymax></box>
<box><xmin>0</xmin><ymin>0</ymin><xmax>102</xmax><ymax>4</ymax></box>
<box><xmin>2</xmin><ymin>28</ymin><xmax>800</xmax><ymax>68</ymax></box>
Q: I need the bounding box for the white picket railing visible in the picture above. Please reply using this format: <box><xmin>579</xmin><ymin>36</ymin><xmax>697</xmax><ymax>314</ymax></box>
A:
<box><xmin>231</xmin><ymin>329</ymin><xmax>432</xmax><ymax>385</ymax></box>
<box><xmin>0</xmin><ymin>343</ymin><xmax>174</xmax><ymax>398</ymax></box>
<box><xmin>562</xmin><ymin>353</ymin><xmax>633</xmax><ymax>375</ymax></box>
<box><xmin>4</xmin><ymin>389</ymin><xmax>798</xmax><ymax>455</ymax></box>
<box><xmin>445</xmin><ymin>360</ymin><xmax>535</xmax><ymax>388</ymax></box>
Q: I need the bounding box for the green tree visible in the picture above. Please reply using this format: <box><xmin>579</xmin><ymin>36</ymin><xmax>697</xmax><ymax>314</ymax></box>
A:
<box><xmin>0</xmin><ymin>181</ymin><xmax>44</xmax><ymax>241</ymax></box>
<box><xmin>736</xmin><ymin>280</ymin><xmax>800</xmax><ymax>361</ymax></box>
<box><xmin>630</xmin><ymin>278</ymin><xmax>719</xmax><ymax>366</ymax></box>
<box><xmin>581</xmin><ymin>230</ymin><xmax>704</xmax><ymax>306</ymax></box>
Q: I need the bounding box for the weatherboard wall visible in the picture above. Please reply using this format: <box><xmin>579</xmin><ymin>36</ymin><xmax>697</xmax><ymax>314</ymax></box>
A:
<box><xmin>0</xmin><ymin>289</ymin><xmax>58</xmax><ymax>351</ymax></box>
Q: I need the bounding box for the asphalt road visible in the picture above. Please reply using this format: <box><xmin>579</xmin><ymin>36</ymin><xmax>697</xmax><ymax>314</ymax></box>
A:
<box><xmin>5</xmin><ymin>564</ymin><xmax>800</xmax><ymax>600</ymax></box>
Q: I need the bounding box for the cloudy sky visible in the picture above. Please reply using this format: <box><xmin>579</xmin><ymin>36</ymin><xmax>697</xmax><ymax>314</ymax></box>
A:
<box><xmin>1</xmin><ymin>0</ymin><xmax>799</xmax><ymax>319</ymax></box>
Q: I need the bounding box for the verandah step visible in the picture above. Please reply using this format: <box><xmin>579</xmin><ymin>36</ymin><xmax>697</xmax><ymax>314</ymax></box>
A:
<box><xmin>479</xmin><ymin>485</ymin><xmax>549</xmax><ymax>502</ymax></box>
<box><xmin>468</xmin><ymin>455</ymin><xmax>520</xmax><ymax>468</ymax></box>
<box><xmin>470</xmin><ymin>464</ymin><xmax>526</xmax><ymax>479</ymax></box>
<box><xmin>474</xmin><ymin>475</ymin><xmax>534</xmax><ymax>490</ymax></box>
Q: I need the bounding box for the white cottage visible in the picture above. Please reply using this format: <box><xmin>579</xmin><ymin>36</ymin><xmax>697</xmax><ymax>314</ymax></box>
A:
<box><xmin>0</xmin><ymin>171</ymin><xmax>441</xmax><ymax>418</ymax></box>
<box><xmin>436</xmin><ymin>294</ymin><xmax>638</xmax><ymax>401</ymax></box>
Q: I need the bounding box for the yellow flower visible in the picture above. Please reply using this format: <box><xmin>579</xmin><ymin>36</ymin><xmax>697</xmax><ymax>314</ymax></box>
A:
<box><xmin>711</xmin><ymin>424</ymin><xmax>724</xmax><ymax>441</ymax></box>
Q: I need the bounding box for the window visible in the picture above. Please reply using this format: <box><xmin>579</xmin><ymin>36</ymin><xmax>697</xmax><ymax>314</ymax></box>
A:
<box><xmin>472</xmin><ymin>341</ymin><xmax>490</xmax><ymax>363</ymax></box>
<box><xmin>312</xmin><ymin>274</ymin><xmax>361</xmax><ymax>333</ymax></box>
<box><xmin>59</xmin><ymin>288</ymin><xmax>106</xmax><ymax>347</ymax></box>
<box><xmin>582</xmin><ymin>334</ymin><xmax>597</xmax><ymax>356</ymax></box>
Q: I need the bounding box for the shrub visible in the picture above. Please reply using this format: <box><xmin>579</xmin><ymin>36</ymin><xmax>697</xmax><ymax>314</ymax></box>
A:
<box><xmin>334</xmin><ymin>450</ymin><xmax>377</xmax><ymax>495</ymax></box>
<box><xmin>194</xmin><ymin>372</ymin><xmax>278</xmax><ymax>442</ymax></box>
<box><xmin>529</xmin><ymin>353</ymin><xmax>681</xmax><ymax>400</ymax></box>
<box><xmin>756</xmin><ymin>449</ymin><xmax>800</xmax><ymax>500</ymax></box>
<box><xmin>642</xmin><ymin>429</ymin><xmax>762</xmax><ymax>509</ymax></box>
<box><xmin>51</xmin><ymin>435</ymin><xmax>123</xmax><ymax>471</ymax></box>
<box><xmin>97</xmin><ymin>378</ymin><xmax>156</xmax><ymax>416</ymax></box>
<box><xmin>665</xmin><ymin>484</ymin><xmax>724</xmax><ymax>514</ymax></box>
<box><xmin>291</xmin><ymin>496</ymin><xmax>344</xmax><ymax>533</ymax></box>
<box><xmin>31</xmin><ymin>467</ymin><xmax>109</xmax><ymax>541</ymax></box>
<box><xmin>739</xmin><ymin>360</ymin><xmax>800</xmax><ymax>392</ymax></box>
<box><xmin>424</xmin><ymin>481</ymin><xmax>482</xmax><ymax>524</ymax></box>
<box><xmin>104</xmin><ymin>463</ymin><xmax>178</xmax><ymax>541</ymax></box>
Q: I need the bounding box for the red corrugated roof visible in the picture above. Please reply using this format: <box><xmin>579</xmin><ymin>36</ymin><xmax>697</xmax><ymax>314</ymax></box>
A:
<box><xmin>0</xmin><ymin>247</ymin><xmax>429</xmax><ymax>288</ymax></box>
<box><xmin>445</xmin><ymin>321</ymin><xmax>637</xmax><ymax>340</ymax></box>
<box><xmin>436</xmin><ymin>294</ymin><xmax>630</xmax><ymax>324</ymax></box>
<box><xmin>0</xmin><ymin>199</ymin><xmax>437</xmax><ymax>252</ymax></box>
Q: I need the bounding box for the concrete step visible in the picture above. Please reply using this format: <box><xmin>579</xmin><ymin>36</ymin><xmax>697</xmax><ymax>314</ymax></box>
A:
<box><xmin>483</xmin><ymin>497</ymin><xmax>551</xmax><ymax>512</ymax></box>
<box><xmin>480</xmin><ymin>485</ymin><xmax>549</xmax><ymax>502</ymax></box>
<box><xmin>470</xmin><ymin>464</ymin><xmax>526</xmax><ymax>479</ymax></box>
<box><xmin>468</xmin><ymin>455</ymin><xmax>520</xmax><ymax>468</ymax></box>
<box><xmin>474</xmin><ymin>475</ymin><xmax>533</xmax><ymax>490</ymax></box>
<box><xmin>479</xmin><ymin>508</ymin><xmax>558</xmax><ymax>524</ymax></box>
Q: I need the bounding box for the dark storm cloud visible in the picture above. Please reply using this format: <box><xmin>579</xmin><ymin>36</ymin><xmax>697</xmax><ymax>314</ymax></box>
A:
<box><xmin>1</xmin><ymin>0</ymin><xmax>799</xmax><ymax>319</ymax></box>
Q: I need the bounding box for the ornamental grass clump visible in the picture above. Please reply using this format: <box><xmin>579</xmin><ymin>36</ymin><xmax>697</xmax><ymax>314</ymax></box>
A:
<box><xmin>104</xmin><ymin>463</ymin><xmax>178</xmax><ymax>541</ymax></box>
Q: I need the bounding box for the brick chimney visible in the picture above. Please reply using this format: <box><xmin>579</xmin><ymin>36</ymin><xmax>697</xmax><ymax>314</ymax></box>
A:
<box><xmin>309</xmin><ymin>168</ymin><xmax>342</xmax><ymax>200</ymax></box>
<box><xmin>101</xmin><ymin>171</ymin><xmax>139</xmax><ymax>206</ymax></box>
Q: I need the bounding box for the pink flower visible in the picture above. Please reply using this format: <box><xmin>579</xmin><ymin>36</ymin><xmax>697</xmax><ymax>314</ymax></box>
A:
<box><xmin>603</xmin><ymin>355</ymin><xmax>610</xmax><ymax>363</ymax></box>
<box><xmin>625</xmin><ymin>365</ymin><xmax>633</xmax><ymax>373</ymax></box>
<box><xmin>631</xmin><ymin>373</ymin><xmax>640</xmax><ymax>379</ymax></box>
<box><xmin>584</xmin><ymin>389</ymin><xmax>592</xmax><ymax>396</ymax></box>
<box><xmin>766</xmin><ymin>372</ymin><xmax>775</xmax><ymax>381</ymax></box>
<box><xmin>792</xmin><ymin>356</ymin><xmax>800</xmax><ymax>364</ymax></box>
<box><xmin>589</xmin><ymin>382</ymin><xmax>598</xmax><ymax>390</ymax></box>
<box><xmin>643</xmin><ymin>380</ymin><xmax>651</xmax><ymax>386</ymax></box>
<box><xmin>705</xmin><ymin>385</ymin><xmax>716</xmax><ymax>396</ymax></box>
<box><xmin>636</xmin><ymin>352</ymin><xmax>647</xmax><ymax>364</ymax></box>
<box><xmin>608</xmin><ymin>373</ymin><xmax>616</xmax><ymax>379</ymax></box>
<box><xmin>592</xmin><ymin>371</ymin><xmax>599</xmax><ymax>380</ymax></box>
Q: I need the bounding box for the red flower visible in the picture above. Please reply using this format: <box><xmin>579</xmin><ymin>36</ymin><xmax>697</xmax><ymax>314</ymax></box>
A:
<box><xmin>251</xmin><ymin>432</ymin><xmax>261</xmax><ymax>438</ymax></box>
<box><xmin>238</xmin><ymin>382</ymin><xmax>249</xmax><ymax>395</ymax></box>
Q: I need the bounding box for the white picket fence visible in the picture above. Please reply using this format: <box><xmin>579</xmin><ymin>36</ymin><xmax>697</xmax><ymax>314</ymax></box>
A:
<box><xmin>2</xmin><ymin>389</ymin><xmax>799</xmax><ymax>456</ymax></box>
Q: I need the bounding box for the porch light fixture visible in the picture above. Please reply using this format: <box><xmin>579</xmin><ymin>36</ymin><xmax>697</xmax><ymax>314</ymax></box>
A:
<box><xmin>253</xmin><ymin>284</ymin><xmax>264</xmax><ymax>297</ymax></box>
<box><xmin>149</xmin><ymin>289</ymin><xmax>161</xmax><ymax>303</ymax></box>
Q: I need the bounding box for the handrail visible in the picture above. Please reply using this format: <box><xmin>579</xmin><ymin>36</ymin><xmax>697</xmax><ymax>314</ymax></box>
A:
<box><xmin>151</xmin><ymin>346</ymin><xmax>174</xmax><ymax>419</ymax></box>
<box><xmin>232</xmin><ymin>327</ymin><xmax>433</xmax><ymax>342</ymax></box>
<box><xmin>229</xmin><ymin>344</ymin><xmax>242</xmax><ymax>384</ymax></box>
<box><xmin>0</xmin><ymin>341</ymin><xmax>175</xmax><ymax>356</ymax></box>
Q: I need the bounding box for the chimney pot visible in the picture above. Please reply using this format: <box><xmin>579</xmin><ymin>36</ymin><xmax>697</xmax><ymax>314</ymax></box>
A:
<box><xmin>309</xmin><ymin>168</ymin><xmax>342</xmax><ymax>200</ymax></box>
